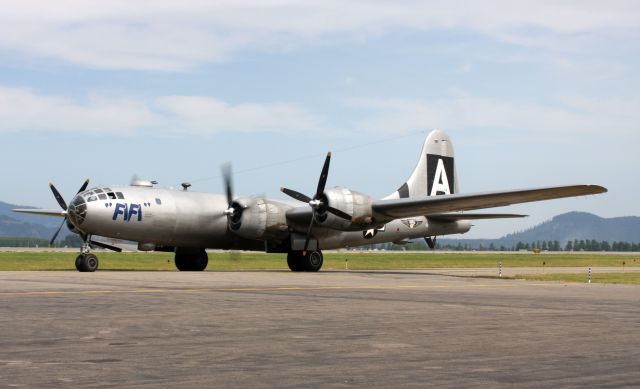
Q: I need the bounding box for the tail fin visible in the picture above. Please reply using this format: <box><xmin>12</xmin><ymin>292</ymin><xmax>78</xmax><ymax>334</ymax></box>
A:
<box><xmin>385</xmin><ymin>129</ymin><xmax>458</xmax><ymax>199</ymax></box>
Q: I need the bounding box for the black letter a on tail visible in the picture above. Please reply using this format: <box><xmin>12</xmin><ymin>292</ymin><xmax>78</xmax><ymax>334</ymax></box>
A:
<box><xmin>427</xmin><ymin>154</ymin><xmax>454</xmax><ymax>196</ymax></box>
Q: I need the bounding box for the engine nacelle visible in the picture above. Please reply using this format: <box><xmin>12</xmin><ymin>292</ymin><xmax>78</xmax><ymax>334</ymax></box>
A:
<box><xmin>229</xmin><ymin>198</ymin><xmax>291</xmax><ymax>240</ymax></box>
<box><xmin>317</xmin><ymin>187</ymin><xmax>375</xmax><ymax>231</ymax></box>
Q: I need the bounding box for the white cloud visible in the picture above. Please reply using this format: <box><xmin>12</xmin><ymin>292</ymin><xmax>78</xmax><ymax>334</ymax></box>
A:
<box><xmin>0</xmin><ymin>86</ymin><xmax>159</xmax><ymax>134</ymax></box>
<box><xmin>2</xmin><ymin>85</ymin><xmax>637</xmax><ymax>141</ymax></box>
<box><xmin>0</xmin><ymin>1</ymin><xmax>637</xmax><ymax>70</ymax></box>
<box><xmin>346</xmin><ymin>93</ymin><xmax>640</xmax><ymax>141</ymax></box>
<box><xmin>0</xmin><ymin>86</ymin><xmax>326</xmax><ymax>135</ymax></box>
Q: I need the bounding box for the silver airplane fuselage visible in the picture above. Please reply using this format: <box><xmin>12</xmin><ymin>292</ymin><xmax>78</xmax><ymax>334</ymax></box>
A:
<box><xmin>68</xmin><ymin>185</ymin><xmax>471</xmax><ymax>251</ymax></box>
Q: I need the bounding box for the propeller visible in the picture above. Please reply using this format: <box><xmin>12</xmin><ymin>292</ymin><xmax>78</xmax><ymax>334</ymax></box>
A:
<box><xmin>280</xmin><ymin>152</ymin><xmax>351</xmax><ymax>253</ymax></box>
<box><xmin>221</xmin><ymin>163</ymin><xmax>243</xmax><ymax>229</ymax></box>
<box><xmin>48</xmin><ymin>179</ymin><xmax>89</xmax><ymax>247</ymax></box>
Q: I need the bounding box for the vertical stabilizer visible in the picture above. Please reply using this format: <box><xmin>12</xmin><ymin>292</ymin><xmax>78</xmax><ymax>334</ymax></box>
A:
<box><xmin>385</xmin><ymin>129</ymin><xmax>458</xmax><ymax>199</ymax></box>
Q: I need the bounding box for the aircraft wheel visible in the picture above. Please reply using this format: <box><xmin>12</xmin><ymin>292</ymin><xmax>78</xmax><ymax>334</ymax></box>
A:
<box><xmin>78</xmin><ymin>254</ymin><xmax>99</xmax><ymax>272</ymax></box>
<box><xmin>192</xmin><ymin>250</ymin><xmax>208</xmax><ymax>271</ymax></box>
<box><xmin>174</xmin><ymin>249</ymin><xmax>208</xmax><ymax>271</ymax></box>
<box><xmin>303</xmin><ymin>250</ymin><xmax>323</xmax><ymax>272</ymax></box>
<box><xmin>287</xmin><ymin>252</ymin><xmax>306</xmax><ymax>272</ymax></box>
<box><xmin>174</xmin><ymin>254</ymin><xmax>191</xmax><ymax>271</ymax></box>
<box><xmin>75</xmin><ymin>255</ymin><xmax>84</xmax><ymax>271</ymax></box>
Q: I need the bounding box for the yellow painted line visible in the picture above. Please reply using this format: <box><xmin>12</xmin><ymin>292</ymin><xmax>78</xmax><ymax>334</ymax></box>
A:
<box><xmin>0</xmin><ymin>282</ymin><xmax>550</xmax><ymax>297</ymax></box>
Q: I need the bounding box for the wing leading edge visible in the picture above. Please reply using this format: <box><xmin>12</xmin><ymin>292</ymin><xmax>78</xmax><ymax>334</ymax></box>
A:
<box><xmin>372</xmin><ymin>185</ymin><xmax>607</xmax><ymax>221</ymax></box>
<box><xmin>12</xmin><ymin>209</ymin><xmax>67</xmax><ymax>217</ymax></box>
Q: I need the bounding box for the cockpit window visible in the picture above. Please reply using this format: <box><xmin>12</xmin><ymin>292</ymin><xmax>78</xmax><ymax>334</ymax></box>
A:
<box><xmin>94</xmin><ymin>188</ymin><xmax>103</xmax><ymax>194</ymax></box>
<box><xmin>98</xmin><ymin>193</ymin><xmax>107</xmax><ymax>200</ymax></box>
<box><xmin>116</xmin><ymin>192</ymin><xmax>124</xmax><ymax>199</ymax></box>
<box><xmin>87</xmin><ymin>196</ymin><xmax>97</xmax><ymax>202</ymax></box>
<box><xmin>103</xmin><ymin>188</ymin><xmax>112</xmax><ymax>192</ymax></box>
<box><xmin>107</xmin><ymin>192</ymin><xmax>116</xmax><ymax>199</ymax></box>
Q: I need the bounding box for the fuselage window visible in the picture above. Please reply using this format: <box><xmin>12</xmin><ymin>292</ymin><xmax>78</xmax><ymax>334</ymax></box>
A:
<box><xmin>98</xmin><ymin>193</ymin><xmax>107</xmax><ymax>200</ymax></box>
<box><xmin>116</xmin><ymin>192</ymin><xmax>124</xmax><ymax>199</ymax></box>
<box><xmin>155</xmin><ymin>198</ymin><xmax>162</xmax><ymax>205</ymax></box>
<box><xmin>107</xmin><ymin>192</ymin><xmax>116</xmax><ymax>199</ymax></box>
<box><xmin>87</xmin><ymin>196</ymin><xmax>97</xmax><ymax>202</ymax></box>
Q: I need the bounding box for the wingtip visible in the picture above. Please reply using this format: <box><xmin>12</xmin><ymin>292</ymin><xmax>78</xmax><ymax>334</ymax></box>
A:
<box><xmin>588</xmin><ymin>184</ymin><xmax>608</xmax><ymax>194</ymax></box>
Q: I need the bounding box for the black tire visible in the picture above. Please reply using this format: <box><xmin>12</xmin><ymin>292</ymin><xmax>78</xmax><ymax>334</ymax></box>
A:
<box><xmin>303</xmin><ymin>250</ymin><xmax>323</xmax><ymax>272</ymax></box>
<box><xmin>174</xmin><ymin>254</ymin><xmax>191</xmax><ymax>271</ymax></box>
<box><xmin>80</xmin><ymin>254</ymin><xmax>99</xmax><ymax>272</ymax></box>
<box><xmin>75</xmin><ymin>255</ymin><xmax>84</xmax><ymax>271</ymax></box>
<box><xmin>174</xmin><ymin>249</ymin><xmax>208</xmax><ymax>271</ymax></box>
<box><xmin>287</xmin><ymin>252</ymin><xmax>305</xmax><ymax>272</ymax></box>
<box><xmin>192</xmin><ymin>250</ymin><xmax>208</xmax><ymax>271</ymax></box>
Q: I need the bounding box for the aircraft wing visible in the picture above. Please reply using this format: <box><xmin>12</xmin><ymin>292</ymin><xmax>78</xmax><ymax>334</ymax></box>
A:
<box><xmin>426</xmin><ymin>213</ymin><xmax>527</xmax><ymax>222</ymax></box>
<box><xmin>373</xmin><ymin>185</ymin><xmax>607</xmax><ymax>221</ymax></box>
<box><xmin>12</xmin><ymin>209</ymin><xmax>66</xmax><ymax>217</ymax></box>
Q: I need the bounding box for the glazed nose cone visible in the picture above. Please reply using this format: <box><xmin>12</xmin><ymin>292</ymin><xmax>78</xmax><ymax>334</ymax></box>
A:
<box><xmin>67</xmin><ymin>195</ymin><xmax>87</xmax><ymax>228</ymax></box>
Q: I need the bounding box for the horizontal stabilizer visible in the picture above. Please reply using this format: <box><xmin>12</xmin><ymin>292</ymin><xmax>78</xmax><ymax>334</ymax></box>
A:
<box><xmin>12</xmin><ymin>209</ymin><xmax>66</xmax><ymax>217</ymax></box>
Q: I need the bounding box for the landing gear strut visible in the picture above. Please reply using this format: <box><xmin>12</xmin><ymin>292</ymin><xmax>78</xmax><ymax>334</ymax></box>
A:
<box><xmin>287</xmin><ymin>250</ymin><xmax>323</xmax><ymax>272</ymax></box>
<box><xmin>75</xmin><ymin>240</ymin><xmax>99</xmax><ymax>272</ymax></box>
<box><xmin>425</xmin><ymin>236</ymin><xmax>437</xmax><ymax>250</ymax></box>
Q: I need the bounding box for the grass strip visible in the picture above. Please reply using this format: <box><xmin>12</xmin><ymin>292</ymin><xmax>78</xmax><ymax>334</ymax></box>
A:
<box><xmin>512</xmin><ymin>272</ymin><xmax>640</xmax><ymax>285</ymax></box>
<box><xmin>0</xmin><ymin>251</ymin><xmax>638</xmax><ymax>271</ymax></box>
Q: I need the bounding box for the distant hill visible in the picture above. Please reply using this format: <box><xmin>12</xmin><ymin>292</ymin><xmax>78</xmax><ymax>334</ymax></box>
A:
<box><xmin>0</xmin><ymin>201</ymin><xmax>67</xmax><ymax>239</ymax></box>
<box><xmin>499</xmin><ymin>212</ymin><xmax>640</xmax><ymax>245</ymax></box>
<box><xmin>0</xmin><ymin>201</ymin><xmax>60</xmax><ymax>227</ymax></box>
<box><xmin>440</xmin><ymin>212</ymin><xmax>640</xmax><ymax>249</ymax></box>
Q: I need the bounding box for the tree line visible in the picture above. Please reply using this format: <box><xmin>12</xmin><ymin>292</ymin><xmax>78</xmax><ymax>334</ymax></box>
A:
<box><xmin>0</xmin><ymin>235</ymin><xmax>83</xmax><ymax>248</ymax></box>
<box><xmin>364</xmin><ymin>239</ymin><xmax>640</xmax><ymax>252</ymax></box>
<box><xmin>1</xmin><ymin>235</ymin><xmax>640</xmax><ymax>252</ymax></box>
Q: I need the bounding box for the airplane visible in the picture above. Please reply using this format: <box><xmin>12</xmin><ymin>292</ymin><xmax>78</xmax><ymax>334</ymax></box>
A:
<box><xmin>14</xmin><ymin>129</ymin><xmax>607</xmax><ymax>272</ymax></box>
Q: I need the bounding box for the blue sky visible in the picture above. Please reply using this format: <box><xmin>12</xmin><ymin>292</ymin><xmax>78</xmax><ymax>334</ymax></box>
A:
<box><xmin>1</xmin><ymin>1</ymin><xmax>638</xmax><ymax>238</ymax></box>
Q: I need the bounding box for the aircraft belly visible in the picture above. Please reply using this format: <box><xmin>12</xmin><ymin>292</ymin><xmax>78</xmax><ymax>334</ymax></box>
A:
<box><xmin>318</xmin><ymin>217</ymin><xmax>471</xmax><ymax>249</ymax></box>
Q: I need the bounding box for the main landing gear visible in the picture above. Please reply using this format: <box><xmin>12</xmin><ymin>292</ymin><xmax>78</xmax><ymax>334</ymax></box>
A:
<box><xmin>287</xmin><ymin>250</ymin><xmax>323</xmax><ymax>272</ymax></box>
<box><xmin>75</xmin><ymin>241</ymin><xmax>99</xmax><ymax>272</ymax></box>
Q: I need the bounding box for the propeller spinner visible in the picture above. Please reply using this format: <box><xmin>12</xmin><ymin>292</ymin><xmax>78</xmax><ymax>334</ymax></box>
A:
<box><xmin>221</xmin><ymin>163</ymin><xmax>243</xmax><ymax>229</ymax></box>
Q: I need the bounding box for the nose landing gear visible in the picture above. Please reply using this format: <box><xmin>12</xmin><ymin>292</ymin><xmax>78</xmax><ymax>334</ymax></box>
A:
<box><xmin>75</xmin><ymin>241</ymin><xmax>99</xmax><ymax>272</ymax></box>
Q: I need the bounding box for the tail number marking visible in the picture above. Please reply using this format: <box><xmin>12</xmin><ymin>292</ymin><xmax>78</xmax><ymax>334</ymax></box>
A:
<box><xmin>427</xmin><ymin>154</ymin><xmax>455</xmax><ymax>196</ymax></box>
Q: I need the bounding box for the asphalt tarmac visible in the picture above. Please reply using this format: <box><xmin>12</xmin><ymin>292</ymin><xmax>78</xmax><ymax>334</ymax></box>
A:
<box><xmin>1</xmin><ymin>270</ymin><xmax>639</xmax><ymax>388</ymax></box>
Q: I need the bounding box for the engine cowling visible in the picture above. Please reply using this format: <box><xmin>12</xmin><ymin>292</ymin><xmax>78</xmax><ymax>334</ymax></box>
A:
<box><xmin>316</xmin><ymin>187</ymin><xmax>374</xmax><ymax>231</ymax></box>
<box><xmin>228</xmin><ymin>198</ymin><xmax>291</xmax><ymax>240</ymax></box>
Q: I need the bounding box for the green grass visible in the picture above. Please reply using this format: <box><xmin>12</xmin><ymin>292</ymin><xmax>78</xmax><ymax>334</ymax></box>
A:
<box><xmin>513</xmin><ymin>273</ymin><xmax>640</xmax><ymax>285</ymax></box>
<box><xmin>0</xmin><ymin>251</ymin><xmax>638</xmax><ymax>271</ymax></box>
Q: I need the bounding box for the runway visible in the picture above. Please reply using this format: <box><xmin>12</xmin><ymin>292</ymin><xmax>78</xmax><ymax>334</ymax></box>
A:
<box><xmin>1</xmin><ymin>271</ymin><xmax>639</xmax><ymax>387</ymax></box>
